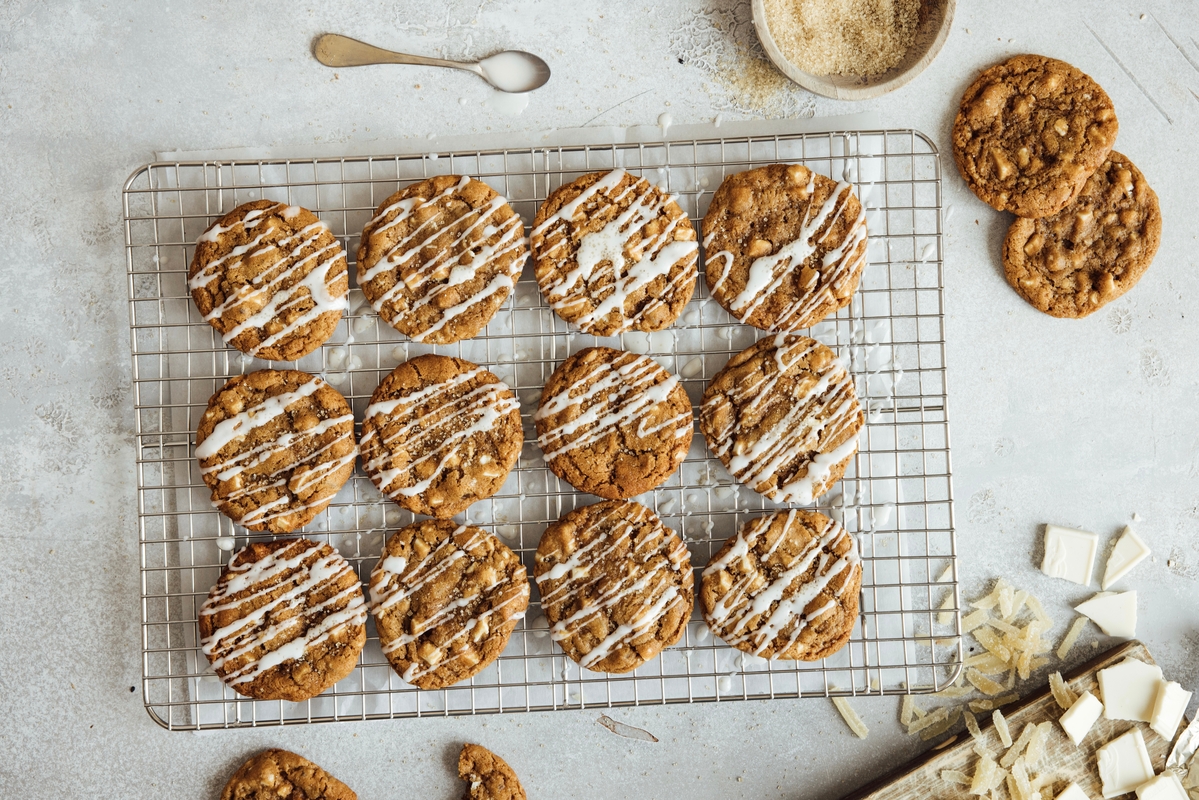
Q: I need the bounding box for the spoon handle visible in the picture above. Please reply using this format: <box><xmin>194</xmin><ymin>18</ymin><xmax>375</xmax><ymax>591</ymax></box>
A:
<box><xmin>313</xmin><ymin>34</ymin><xmax>472</xmax><ymax>72</ymax></box>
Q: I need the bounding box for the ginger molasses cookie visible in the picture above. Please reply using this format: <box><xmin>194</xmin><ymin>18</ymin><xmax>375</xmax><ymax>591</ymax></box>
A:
<box><xmin>701</xmin><ymin>510</ymin><xmax>860</xmax><ymax>660</ymax></box>
<box><xmin>700</xmin><ymin>334</ymin><xmax>862</xmax><ymax>505</ymax></box>
<box><xmin>196</xmin><ymin>369</ymin><xmax>356</xmax><ymax>532</ymax></box>
<box><xmin>359</xmin><ymin>355</ymin><xmax>522</xmax><ymax>519</ymax></box>
<box><xmin>534</xmin><ymin>500</ymin><xmax>693</xmax><ymax>673</ymax></box>
<box><xmin>534</xmin><ymin>346</ymin><xmax>692</xmax><ymax>500</ymax></box>
<box><xmin>531</xmin><ymin>169</ymin><xmax>698</xmax><ymax>336</ymax></box>
<box><xmin>703</xmin><ymin>163</ymin><xmax>867</xmax><ymax>332</ymax></box>
<box><xmin>952</xmin><ymin>54</ymin><xmax>1119</xmax><ymax>218</ymax></box>
<box><xmin>356</xmin><ymin>175</ymin><xmax>527</xmax><ymax>344</ymax></box>
<box><xmin>190</xmin><ymin>200</ymin><xmax>348</xmax><ymax>361</ymax></box>
<box><xmin>459</xmin><ymin>743</ymin><xmax>527</xmax><ymax>800</ymax></box>
<box><xmin>199</xmin><ymin>538</ymin><xmax>368</xmax><ymax>701</ymax></box>
<box><xmin>1003</xmin><ymin>151</ymin><xmax>1161</xmax><ymax>318</ymax></box>
<box><xmin>220</xmin><ymin>748</ymin><xmax>357</xmax><ymax>800</ymax></box>
<box><xmin>369</xmin><ymin>520</ymin><xmax>529</xmax><ymax>689</ymax></box>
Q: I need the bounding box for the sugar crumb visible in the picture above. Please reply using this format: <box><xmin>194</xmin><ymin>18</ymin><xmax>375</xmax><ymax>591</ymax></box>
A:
<box><xmin>763</xmin><ymin>0</ymin><xmax>919</xmax><ymax>77</ymax></box>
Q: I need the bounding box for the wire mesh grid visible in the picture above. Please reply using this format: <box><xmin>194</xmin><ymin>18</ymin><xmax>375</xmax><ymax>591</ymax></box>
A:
<box><xmin>124</xmin><ymin>127</ymin><xmax>961</xmax><ymax>731</ymax></box>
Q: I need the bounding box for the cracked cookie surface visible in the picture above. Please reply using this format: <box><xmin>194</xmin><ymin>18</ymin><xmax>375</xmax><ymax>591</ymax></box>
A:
<box><xmin>195</xmin><ymin>369</ymin><xmax>357</xmax><ymax>532</ymax></box>
<box><xmin>190</xmin><ymin>200</ymin><xmax>348</xmax><ymax>361</ymax></box>
<box><xmin>369</xmin><ymin>520</ymin><xmax>529</xmax><ymax>690</ymax></box>
<box><xmin>534</xmin><ymin>346</ymin><xmax>692</xmax><ymax>499</ymax></box>
<box><xmin>220</xmin><ymin>748</ymin><xmax>357</xmax><ymax>800</ymax></box>
<box><xmin>360</xmin><ymin>354</ymin><xmax>522</xmax><ymax>518</ymax></box>
<box><xmin>534</xmin><ymin>500</ymin><xmax>693</xmax><ymax>673</ymax></box>
<box><xmin>952</xmin><ymin>54</ymin><xmax>1118</xmax><ymax>218</ymax></box>
<box><xmin>458</xmin><ymin>743</ymin><xmax>527</xmax><ymax>800</ymax></box>
<box><xmin>199</xmin><ymin>539</ymin><xmax>368</xmax><ymax>701</ymax></box>
<box><xmin>701</xmin><ymin>509</ymin><xmax>860</xmax><ymax>660</ymax></box>
<box><xmin>1003</xmin><ymin>151</ymin><xmax>1160</xmax><ymax>318</ymax></box>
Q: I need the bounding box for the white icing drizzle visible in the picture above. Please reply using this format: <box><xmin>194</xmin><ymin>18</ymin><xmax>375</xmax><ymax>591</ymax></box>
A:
<box><xmin>357</xmin><ymin>177</ymin><xmax>527</xmax><ymax>342</ymax></box>
<box><xmin>534</xmin><ymin>349</ymin><xmax>690</xmax><ymax>462</ymax></box>
<box><xmin>190</xmin><ymin>203</ymin><xmax>348</xmax><ymax>357</ymax></box>
<box><xmin>702</xmin><ymin>511</ymin><xmax>859</xmax><ymax>657</ymax></box>
<box><xmin>359</xmin><ymin>366</ymin><xmax>520</xmax><ymax>501</ymax></box>
<box><xmin>535</xmin><ymin>502</ymin><xmax>690</xmax><ymax>669</ymax></box>
<box><xmin>199</xmin><ymin>539</ymin><xmax>367</xmax><ymax>688</ymax></box>
<box><xmin>711</xmin><ymin>176</ymin><xmax>867</xmax><ymax>330</ymax></box>
<box><xmin>533</xmin><ymin>169</ymin><xmax>698</xmax><ymax>334</ymax></box>
<box><xmin>702</xmin><ymin>335</ymin><xmax>860</xmax><ymax>504</ymax></box>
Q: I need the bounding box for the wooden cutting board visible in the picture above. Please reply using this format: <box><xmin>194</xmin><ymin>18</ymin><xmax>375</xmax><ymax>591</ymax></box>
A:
<box><xmin>844</xmin><ymin>640</ymin><xmax>1186</xmax><ymax>800</ymax></box>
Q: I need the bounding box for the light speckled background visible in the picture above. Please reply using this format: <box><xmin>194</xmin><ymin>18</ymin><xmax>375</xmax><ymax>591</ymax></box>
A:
<box><xmin>1</xmin><ymin>1</ymin><xmax>1198</xmax><ymax>797</ymax></box>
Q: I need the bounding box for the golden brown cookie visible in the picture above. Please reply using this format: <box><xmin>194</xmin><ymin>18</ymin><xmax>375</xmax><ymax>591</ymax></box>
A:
<box><xmin>220</xmin><ymin>749</ymin><xmax>356</xmax><ymax>800</ymax></box>
<box><xmin>702</xmin><ymin>163</ymin><xmax>867</xmax><ymax>332</ymax></box>
<box><xmin>359</xmin><ymin>355</ymin><xmax>523</xmax><ymax>519</ymax></box>
<box><xmin>458</xmin><ymin>743</ymin><xmax>526</xmax><ymax>800</ymax></box>
<box><xmin>699</xmin><ymin>334</ymin><xmax>862</xmax><ymax>504</ymax></box>
<box><xmin>369</xmin><ymin>520</ymin><xmax>529</xmax><ymax>689</ymax></box>
<box><xmin>196</xmin><ymin>370</ymin><xmax>357</xmax><ymax>532</ymax></box>
<box><xmin>356</xmin><ymin>175</ymin><xmax>527</xmax><ymax>344</ymax></box>
<box><xmin>531</xmin><ymin>169</ymin><xmax>698</xmax><ymax>336</ymax></box>
<box><xmin>701</xmin><ymin>510</ymin><xmax>860</xmax><ymax>660</ymax></box>
<box><xmin>952</xmin><ymin>54</ymin><xmax>1119</xmax><ymax>218</ymax></box>
<box><xmin>1003</xmin><ymin>151</ymin><xmax>1161</xmax><ymax>318</ymax></box>
<box><xmin>534</xmin><ymin>346</ymin><xmax>693</xmax><ymax>500</ymax></box>
<box><xmin>534</xmin><ymin>500</ymin><xmax>693</xmax><ymax>673</ymax></box>
<box><xmin>190</xmin><ymin>200</ymin><xmax>348</xmax><ymax>361</ymax></box>
<box><xmin>199</xmin><ymin>539</ymin><xmax>368</xmax><ymax>701</ymax></box>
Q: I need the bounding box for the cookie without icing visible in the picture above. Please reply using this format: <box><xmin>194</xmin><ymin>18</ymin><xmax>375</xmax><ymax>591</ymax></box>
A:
<box><xmin>190</xmin><ymin>200</ymin><xmax>348</xmax><ymax>362</ymax></box>
<box><xmin>952</xmin><ymin>54</ymin><xmax>1119</xmax><ymax>218</ymax></box>
<box><xmin>220</xmin><ymin>748</ymin><xmax>357</xmax><ymax>800</ymax></box>
<box><xmin>198</xmin><ymin>538</ymin><xmax>368</xmax><ymax>702</ymax></box>
<box><xmin>702</xmin><ymin>163</ymin><xmax>867</xmax><ymax>332</ymax></box>
<box><xmin>531</xmin><ymin>169</ymin><xmax>698</xmax><ymax>336</ymax></box>
<box><xmin>1003</xmin><ymin>151</ymin><xmax>1161</xmax><ymax>318</ymax></box>
<box><xmin>195</xmin><ymin>369</ymin><xmax>357</xmax><ymax>533</ymax></box>
<box><xmin>534</xmin><ymin>500</ymin><xmax>693</xmax><ymax>673</ymax></box>
<box><xmin>701</xmin><ymin>509</ymin><xmax>861</xmax><ymax>660</ymax></box>
<box><xmin>356</xmin><ymin>175</ymin><xmax>527</xmax><ymax>344</ymax></box>
<box><xmin>458</xmin><ymin>743</ymin><xmax>527</xmax><ymax>800</ymax></box>
<box><xmin>369</xmin><ymin>520</ymin><xmax>529</xmax><ymax>690</ymax></box>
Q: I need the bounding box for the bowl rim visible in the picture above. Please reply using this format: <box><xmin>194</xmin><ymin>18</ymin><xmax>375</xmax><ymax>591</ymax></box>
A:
<box><xmin>751</xmin><ymin>0</ymin><xmax>956</xmax><ymax>101</ymax></box>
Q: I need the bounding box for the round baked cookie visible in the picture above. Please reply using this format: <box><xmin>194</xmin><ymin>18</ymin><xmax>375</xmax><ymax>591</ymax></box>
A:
<box><xmin>531</xmin><ymin>169</ymin><xmax>698</xmax><ymax>336</ymax></box>
<box><xmin>700</xmin><ymin>334</ymin><xmax>863</xmax><ymax>504</ymax></box>
<box><xmin>952</xmin><ymin>54</ymin><xmax>1119</xmax><ymax>218</ymax></box>
<box><xmin>189</xmin><ymin>200</ymin><xmax>348</xmax><ymax>361</ymax></box>
<box><xmin>356</xmin><ymin>175</ymin><xmax>527</xmax><ymax>344</ymax></box>
<box><xmin>359</xmin><ymin>355</ymin><xmax>522</xmax><ymax>518</ymax></box>
<box><xmin>220</xmin><ymin>749</ymin><xmax>357</xmax><ymax>800</ymax></box>
<box><xmin>534</xmin><ymin>500</ymin><xmax>693</xmax><ymax>673</ymax></box>
<box><xmin>1003</xmin><ymin>151</ymin><xmax>1161</xmax><ymax>318</ymax></box>
<box><xmin>459</xmin><ymin>744</ymin><xmax>527</xmax><ymax>800</ymax></box>
<box><xmin>199</xmin><ymin>538</ymin><xmax>368</xmax><ymax>701</ymax></box>
<box><xmin>701</xmin><ymin>510</ymin><xmax>861</xmax><ymax>660</ymax></box>
<box><xmin>534</xmin><ymin>346</ymin><xmax>693</xmax><ymax>500</ymax></box>
<box><xmin>369</xmin><ymin>520</ymin><xmax>529</xmax><ymax>689</ymax></box>
<box><xmin>196</xmin><ymin>369</ymin><xmax>357</xmax><ymax>532</ymax></box>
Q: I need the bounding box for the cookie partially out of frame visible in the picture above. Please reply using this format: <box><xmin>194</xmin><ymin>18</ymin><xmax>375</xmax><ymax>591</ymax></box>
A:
<box><xmin>459</xmin><ymin>743</ymin><xmax>527</xmax><ymax>800</ymax></box>
<box><xmin>220</xmin><ymin>749</ymin><xmax>356</xmax><ymax>800</ymax></box>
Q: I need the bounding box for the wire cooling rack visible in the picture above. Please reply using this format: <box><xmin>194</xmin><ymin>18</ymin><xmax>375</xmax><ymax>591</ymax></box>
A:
<box><xmin>124</xmin><ymin>126</ymin><xmax>960</xmax><ymax>731</ymax></box>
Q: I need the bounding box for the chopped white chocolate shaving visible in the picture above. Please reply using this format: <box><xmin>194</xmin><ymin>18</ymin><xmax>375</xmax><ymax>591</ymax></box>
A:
<box><xmin>831</xmin><ymin>697</ymin><xmax>870</xmax><ymax>739</ymax></box>
<box><xmin>1098</xmin><ymin>657</ymin><xmax>1162</xmax><ymax>722</ymax></box>
<box><xmin>1057</xmin><ymin>616</ymin><xmax>1089</xmax><ymax>660</ymax></box>
<box><xmin>1056</xmin><ymin>783</ymin><xmax>1093</xmax><ymax>800</ymax></box>
<box><xmin>1059</xmin><ymin>690</ymin><xmax>1103</xmax><ymax>746</ymax></box>
<box><xmin>1101</xmin><ymin>526</ymin><xmax>1150</xmax><ymax>590</ymax></box>
<box><xmin>1076</xmin><ymin>591</ymin><xmax>1138</xmax><ymax>638</ymax></box>
<box><xmin>993</xmin><ymin>709</ymin><xmax>1012</xmax><ymax>747</ymax></box>
<box><xmin>1150</xmin><ymin>680</ymin><xmax>1192</xmax><ymax>740</ymax></box>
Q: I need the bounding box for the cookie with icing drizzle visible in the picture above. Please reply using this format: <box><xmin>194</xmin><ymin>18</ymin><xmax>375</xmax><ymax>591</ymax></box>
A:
<box><xmin>360</xmin><ymin>354</ymin><xmax>522</xmax><ymax>518</ymax></box>
<box><xmin>198</xmin><ymin>538</ymin><xmax>368</xmax><ymax>701</ymax></box>
<box><xmin>703</xmin><ymin>164</ymin><xmax>867</xmax><ymax>332</ymax></box>
<box><xmin>196</xmin><ymin>369</ymin><xmax>357</xmax><ymax>532</ymax></box>
<box><xmin>531</xmin><ymin>169</ymin><xmax>698</xmax><ymax>336</ymax></box>
<box><xmin>700</xmin><ymin>334</ymin><xmax>862</xmax><ymax>504</ymax></box>
<box><xmin>220</xmin><ymin>748</ymin><xmax>357</xmax><ymax>800</ymax></box>
<box><xmin>190</xmin><ymin>200</ymin><xmax>348</xmax><ymax>361</ymax></box>
<box><xmin>369</xmin><ymin>520</ymin><xmax>529</xmax><ymax>689</ymax></box>
<box><xmin>356</xmin><ymin>175</ymin><xmax>527</xmax><ymax>344</ymax></box>
<box><xmin>458</xmin><ymin>743</ymin><xmax>526</xmax><ymax>800</ymax></box>
<box><xmin>1003</xmin><ymin>151</ymin><xmax>1161</xmax><ymax>318</ymax></box>
<box><xmin>534</xmin><ymin>500</ymin><xmax>693</xmax><ymax>673</ymax></box>
<box><xmin>534</xmin><ymin>346</ymin><xmax>693</xmax><ymax>500</ymax></box>
<box><xmin>701</xmin><ymin>509</ymin><xmax>860</xmax><ymax>660</ymax></box>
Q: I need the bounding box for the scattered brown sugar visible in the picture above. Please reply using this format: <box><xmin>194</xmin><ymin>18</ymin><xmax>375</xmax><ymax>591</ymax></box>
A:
<box><xmin>764</xmin><ymin>0</ymin><xmax>920</xmax><ymax>77</ymax></box>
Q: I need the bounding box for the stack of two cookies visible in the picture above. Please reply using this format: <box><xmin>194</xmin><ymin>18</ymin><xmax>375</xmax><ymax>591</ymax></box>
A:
<box><xmin>953</xmin><ymin>54</ymin><xmax>1162</xmax><ymax>318</ymax></box>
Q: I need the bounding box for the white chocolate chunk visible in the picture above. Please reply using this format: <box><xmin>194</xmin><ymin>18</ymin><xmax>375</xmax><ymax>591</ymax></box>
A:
<box><xmin>1099</xmin><ymin>658</ymin><xmax>1163</xmax><ymax>722</ymax></box>
<box><xmin>1102</xmin><ymin>526</ymin><xmax>1151</xmax><ymax>589</ymax></box>
<box><xmin>1098</xmin><ymin>729</ymin><xmax>1155</xmax><ymax>799</ymax></box>
<box><xmin>1042</xmin><ymin>525</ymin><xmax>1099</xmax><ymax>585</ymax></box>
<box><xmin>1076</xmin><ymin>591</ymin><xmax>1137</xmax><ymax>638</ymax></box>
<box><xmin>1136</xmin><ymin>773</ymin><xmax>1189</xmax><ymax>800</ymax></box>
<box><xmin>1150</xmin><ymin>680</ymin><xmax>1193</xmax><ymax>741</ymax></box>
<box><xmin>1059</xmin><ymin>691</ymin><xmax>1104</xmax><ymax>746</ymax></box>
<box><xmin>1057</xmin><ymin>782</ymin><xmax>1093</xmax><ymax>800</ymax></box>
